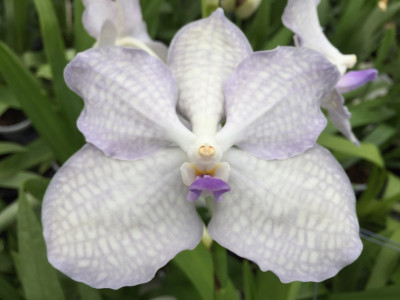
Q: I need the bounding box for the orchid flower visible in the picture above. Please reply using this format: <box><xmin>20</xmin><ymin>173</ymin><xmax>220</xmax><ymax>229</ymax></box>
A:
<box><xmin>282</xmin><ymin>0</ymin><xmax>378</xmax><ymax>145</ymax></box>
<box><xmin>82</xmin><ymin>0</ymin><xmax>168</xmax><ymax>61</ymax></box>
<box><xmin>42</xmin><ymin>9</ymin><xmax>362</xmax><ymax>289</ymax></box>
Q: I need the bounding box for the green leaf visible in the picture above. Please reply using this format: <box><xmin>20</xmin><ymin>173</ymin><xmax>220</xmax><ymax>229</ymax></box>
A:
<box><xmin>33</xmin><ymin>0</ymin><xmax>84</xmax><ymax>136</ymax></box>
<box><xmin>212</xmin><ymin>242</ymin><xmax>228</xmax><ymax>288</ymax></box>
<box><xmin>246</xmin><ymin>0</ymin><xmax>272</xmax><ymax>50</ymax></box>
<box><xmin>0</xmin><ymin>172</ymin><xmax>42</xmax><ymax>189</ymax></box>
<box><xmin>0</xmin><ymin>138</ymin><xmax>54</xmax><ymax>177</ymax></box>
<box><xmin>73</xmin><ymin>0</ymin><xmax>95</xmax><ymax>52</ymax></box>
<box><xmin>77</xmin><ymin>283</ymin><xmax>102</xmax><ymax>300</ymax></box>
<box><xmin>0</xmin><ymin>275</ymin><xmax>23</xmax><ymax>300</ymax></box>
<box><xmin>174</xmin><ymin>242</ymin><xmax>214</xmax><ymax>300</ymax></box>
<box><xmin>17</xmin><ymin>191</ymin><xmax>65</xmax><ymax>300</ymax></box>
<box><xmin>0</xmin><ymin>142</ymin><xmax>25</xmax><ymax>155</ymax></box>
<box><xmin>201</xmin><ymin>0</ymin><xmax>219</xmax><ymax>18</ymax></box>
<box><xmin>328</xmin><ymin>285</ymin><xmax>400</xmax><ymax>300</ymax></box>
<box><xmin>365</xmin><ymin>228</ymin><xmax>400</xmax><ymax>289</ymax></box>
<box><xmin>0</xmin><ymin>193</ymin><xmax>40</xmax><ymax>233</ymax></box>
<box><xmin>262</xmin><ymin>27</ymin><xmax>293</xmax><ymax>50</ymax></box>
<box><xmin>256</xmin><ymin>271</ymin><xmax>301</xmax><ymax>300</ymax></box>
<box><xmin>376</xmin><ymin>25</ymin><xmax>396</xmax><ymax>68</ymax></box>
<box><xmin>216</xmin><ymin>280</ymin><xmax>240</xmax><ymax>300</ymax></box>
<box><xmin>243</xmin><ymin>260</ymin><xmax>257</xmax><ymax>300</ymax></box>
<box><xmin>317</xmin><ymin>133</ymin><xmax>384</xmax><ymax>167</ymax></box>
<box><xmin>3</xmin><ymin>0</ymin><xmax>29</xmax><ymax>54</ymax></box>
<box><xmin>0</xmin><ymin>42</ymin><xmax>76</xmax><ymax>162</ymax></box>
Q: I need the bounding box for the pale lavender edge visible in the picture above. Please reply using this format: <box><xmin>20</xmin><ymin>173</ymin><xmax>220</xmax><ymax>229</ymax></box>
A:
<box><xmin>336</xmin><ymin>69</ymin><xmax>378</xmax><ymax>93</ymax></box>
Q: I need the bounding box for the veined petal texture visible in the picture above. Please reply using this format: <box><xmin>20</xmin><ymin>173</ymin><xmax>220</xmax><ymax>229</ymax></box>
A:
<box><xmin>208</xmin><ymin>145</ymin><xmax>362</xmax><ymax>283</ymax></box>
<box><xmin>42</xmin><ymin>144</ymin><xmax>203</xmax><ymax>289</ymax></box>
<box><xmin>64</xmin><ymin>47</ymin><xmax>195</xmax><ymax>160</ymax></box>
<box><xmin>322</xmin><ymin>90</ymin><xmax>359</xmax><ymax>145</ymax></box>
<box><xmin>168</xmin><ymin>8</ymin><xmax>252</xmax><ymax>135</ymax></box>
<box><xmin>82</xmin><ymin>0</ymin><xmax>118</xmax><ymax>40</ymax></box>
<box><xmin>282</xmin><ymin>0</ymin><xmax>355</xmax><ymax>74</ymax></box>
<box><xmin>216</xmin><ymin>47</ymin><xmax>339</xmax><ymax>160</ymax></box>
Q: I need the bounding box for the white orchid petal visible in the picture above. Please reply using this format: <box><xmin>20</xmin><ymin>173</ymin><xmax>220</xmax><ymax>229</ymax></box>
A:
<box><xmin>322</xmin><ymin>90</ymin><xmax>360</xmax><ymax>145</ymax></box>
<box><xmin>43</xmin><ymin>144</ymin><xmax>203</xmax><ymax>289</ymax></box>
<box><xmin>64</xmin><ymin>47</ymin><xmax>195</xmax><ymax>160</ymax></box>
<box><xmin>168</xmin><ymin>8</ymin><xmax>252</xmax><ymax>135</ymax></box>
<box><xmin>208</xmin><ymin>146</ymin><xmax>362</xmax><ymax>282</ymax></box>
<box><xmin>216</xmin><ymin>47</ymin><xmax>340</xmax><ymax>160</ymax></box>
<box><xmin>82</xmin><ymin>0</ymin><xmax>118</xmax><ymax>40</ymax></box>
<box><xmin>282</xmin><ymin>0</ymin><xmax>356</xmax><ymax>74</ymax></box>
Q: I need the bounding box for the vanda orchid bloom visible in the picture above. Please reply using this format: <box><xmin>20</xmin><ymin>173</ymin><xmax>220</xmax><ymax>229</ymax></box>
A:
<box><xmin>82</xmin><ymin>0</ymin><xmax>168</xmax><ymax>61</ymax></box>
<box><xmin>282</xmin><ymin>0</ymin><xmax>378</xmax><ymax>144</ymax></box>
<box><xmin>42</xmin><ymin>9</ymin><xmax>362</xmax><ymax>289</ymax></box>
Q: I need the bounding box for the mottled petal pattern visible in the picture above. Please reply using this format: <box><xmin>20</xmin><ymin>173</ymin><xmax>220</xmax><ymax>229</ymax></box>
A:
<box><xmin>336</xmin><ymin>69</ymin><xmax>378</xmax><ymax>94</ymax></box>
<box><xmin>64</xmin><ymin>47</ymin><xmax>195</xmax><ymax>160</ymax></box>
<box><xmin>82</xmin><ymin>0</ymin><xmax>118</xmax><ymax>40</ymax></box>
<box><xmin>42</xmin><ymin>145</ymin><xmax>203</xmax><ymax>289</ymax></box>
<box><xmin>168</xmin><ymin>8</ymin><xmax>252</xmax><ymax>135</ymax></box>
<box><xmin>208</xmin><ymin>146</ymin><xmax>362</xmax><ymax>283</ymax></box>
<box><xmin>282</xmin><ymin>0</ymin><xmax>356</xmax><ymax>74</ymax></box>
<box><xmin>216</xmin><ymin>47</ymin><xmax>340</xmax><ymax>160</ymax></box>
<box><xmin>322</xmin><ymin>90</ymin><xmax>359</xmax><ymax>145</ymax></box>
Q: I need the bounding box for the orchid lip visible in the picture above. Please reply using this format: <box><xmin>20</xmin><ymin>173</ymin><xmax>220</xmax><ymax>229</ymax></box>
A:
<box><xmin>187</xmin><ymin>175</ymin><xmax>231</xmax><ymax>202</ymax></box>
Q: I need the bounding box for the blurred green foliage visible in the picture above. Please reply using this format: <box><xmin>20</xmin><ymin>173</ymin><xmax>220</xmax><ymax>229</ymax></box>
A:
<box><xmin>0</xmin><ymin>0</ymin><xmax>399</xmax><ymax>299</ymax></box>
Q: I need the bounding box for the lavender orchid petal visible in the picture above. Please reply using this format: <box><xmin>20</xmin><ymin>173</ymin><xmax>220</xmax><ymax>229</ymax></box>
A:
<box><xmin>322</xmin><ymin>90</ymin><xmax>360</xmax><ymax>145</ymax></box>
<box><xmin>82</xmin><ymin>0</ymin><xmax>118</xmax><ymax>40</ymax></box>
<box><xmin>208</xmin><ymin>145</ymin><xmax>362</xmax><ymax>283</ymax></box>
<box><xmin>216</xmin><ymin>47</ymin><xmax>340</xmax><ymax>160</ymax></box>
<box><xmin>64</xmin><ymin>47</ymin><xmax>195</xmax><ymax>160</ymax></box>
<box><xmin>336</xmin><ymin>69</ymin><xmax>378</xmax><ymax>94</ymax></box>
<box><xmin>282</xmin><ymin>0</ymin><xmax>356</xmax><ymax>74</ymax></box>
<box><xmin>42</xmin><ymin>144</ymin><xmax>203</xmax><ymax>289</ymax></box>
<box><xmin>168</xmin><ymin>8</ymin><xmax>252</xmax><ymax>135</ymax></box>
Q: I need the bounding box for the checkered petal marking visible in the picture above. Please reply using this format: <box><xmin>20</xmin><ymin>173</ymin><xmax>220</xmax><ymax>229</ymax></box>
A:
<box><xmin>216</xmin><ymin>47</ymin><xmax>339</xmax><ymax>160</ymax></box>
<box><xmin>42</xmin><ymin>144</ymin><xmax>203</xmax><ymax>289</ymax></box>
<box><xmin>168</xmin><ymin>8</ymin><xmax>252</xmax><ymax>135</ymax></box>
<box><xmin>208</xmin><ymin>145</ymin><xmax>362</xmax><ymax>283</ymax></box>
<box><xmin>64</xmin><ymin>47</ymin><xmax>195</xmax><ymax>160</ymax></box>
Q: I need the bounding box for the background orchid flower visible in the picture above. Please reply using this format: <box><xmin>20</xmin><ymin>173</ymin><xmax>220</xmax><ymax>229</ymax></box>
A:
<box><xmin>82</xmin><ymin>0</ymin><xmax>168</xmax><ymax>61</ymax></box>
<box><xmin>282</xmin><ymin>0</ymin><xmax>378</xmax><ymax>145</ymax></box>
<box><xmin>42</xmin><ymin>9</ymin><xmax>362</xmax><ymax>289</ymax></box>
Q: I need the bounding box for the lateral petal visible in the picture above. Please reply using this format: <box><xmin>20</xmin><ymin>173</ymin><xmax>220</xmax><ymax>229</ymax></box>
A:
<box><xmin>64</xmin><ymin>47</ymin><xmax>195</xmax><ymax>160</ymax></box>
<box><xmin>168</xmin><ymin>8</ymin><xmax>252</xmax><ymax>135</ymax></box>
<box><xmin>208</xmin><ymin>146</ymin><xmax>362</xmax><ymax>283</ymax></box>
<box><xmin>282</xmin><ymin>0</ymin><xmax>356</xmax><ymax>74</ymax></box>
<box><xmin>216</xmin><ymin>47</ymin><xmax>339</xmax><ymax>159</ymax></box>
<box><xmin>42</xmin><ymin>144</ymin><xmax>203</xmax><ymax>289</ymax></box>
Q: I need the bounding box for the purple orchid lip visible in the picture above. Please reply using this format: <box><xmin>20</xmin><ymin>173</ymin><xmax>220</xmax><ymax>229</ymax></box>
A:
<box><xmin>336</xmin><ymin>69</ymin><xmax>378</xmax><ymax>94</ymax></box>
<box><xmin>187</xmin><ymin>175</ymin><xmax>231</xmax><ymax>202</ymax></box>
